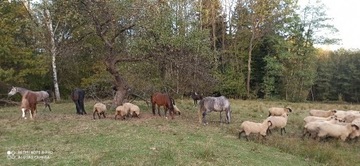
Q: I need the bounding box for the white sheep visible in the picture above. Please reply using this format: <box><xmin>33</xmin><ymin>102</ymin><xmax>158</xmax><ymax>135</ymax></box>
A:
<box><xmin>303</xmin><ymin>116</ymin><xmax>334</xmax><ymax>124</ymax></box>
<box><xmin>317</xmin><ymin>123</ymin><xmax>359</xmax><ymax>141</ymax></box>
<box><xmin>309</xmin><ymin>109</ymin><xmax>336</xmax><ymax>117</ymax></box>
<box><xmin>123</xmin><ymin>102</ymin><xmax>140</xmax><ymax>118</ymax></box>
<box><xmin>93</xmin><ymin>102</ymin><xmax>107</xmax><ymax>119</ymax></box>
<box><xmin>238</xmin><ymin>120</ymin><xmax>272</xmax><ymax>141</ymax></box>
<box><xmin>268</xmin><ymin>107</ymin><xmax>292</xmax><ymax>116</ymax></box>
<box><xmin>115</xmin><ymin>105</ymin><xmax>129</xmax><ymax>120</ymax></box>
<box><xmin>342</xmin><ymin>114</ymin><xmax>360</xmax><ymax>123</ymax></box>
<box><xmin>302</xmin><ymin>118</ymin><xmax>343</xmax><ymax>139</ymax></box>
<box><xmin>266</xmin><ymin>113</ymin><xmax>288</xmax><ymax>135</ymax></box>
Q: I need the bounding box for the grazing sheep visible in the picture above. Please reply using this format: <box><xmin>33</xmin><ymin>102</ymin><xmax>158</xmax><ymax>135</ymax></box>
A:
<box><xmin>123</xmin><ymin>102</ymin><xmax>140</xmax><ymax>118</ymax></box>
<box><xmin>309</xmin><ymin>109</ymin><xmax>336</xmax><ymax>117</ymax></box>
<box><xmin>115</xmin><ymin>105</ymin><xmax>129</xmax><ymax>120</ymax></box>
<box><xmin>268</xmin><ymin>107</ymin><xmax>292</xmax><ymax>116</ymax></box>
<box><xmin>302</xmin><ymin>118</ymin><xmax>341</xmax><ymax>139</ymax></box>
<box><xmin>317</xmin><ymin>123</ymin><xmax>359</xmax><ymax>141</ymax></box>
<box><xmin>266</xmin><ymin>113</ymin><xmax>288</xmax><ymax>135</ymax></box>
<box><xmin>238</xmin><ymin>120</ymin><xmax>272</xmax><ymax>141</ymax></box>
<box><xmin>93</xmin><ymin>102</ymin><xmax>107</xmax><ymax>119</ymax></box>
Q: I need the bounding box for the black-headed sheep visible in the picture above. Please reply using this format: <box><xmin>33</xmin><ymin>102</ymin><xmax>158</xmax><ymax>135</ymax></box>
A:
<box><xmin>115</xmin><ymin>105</ymin><xmax>128</xmax><ymax>120</ymax></box>
<box><xmin>266</xmin><ymin>113</ymin><xmax>288</xmax><ymax>135</ymax></box>
<box><xmin>239</xmin><ymin>120</ymin><xmax>272</xmax><ymax>141</ymax></box>
<box><xmin>123</xmin><ymin>102</ymin><xmax>140</xmax><ymax>118</ymax></box>
<box><xmin>317</xmin><ymin>123</ymin><xmax>359</xmax><ymax>141</ymax></box>
<box><xmin>93</xmin><ymin>102</ymin><xmax>107</xmax><ymax>119</ymax></box>
<box><xmin>268</xmin><ymin>107</ymin><xmax>292</xmax><ymax>116</ymax></box>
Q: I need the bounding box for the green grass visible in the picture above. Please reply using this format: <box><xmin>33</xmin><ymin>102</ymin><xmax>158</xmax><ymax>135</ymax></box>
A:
<box><xmin>1</xmin><ymin>99</ymin><xmax>360</xmax><ymax>165</ymax></box>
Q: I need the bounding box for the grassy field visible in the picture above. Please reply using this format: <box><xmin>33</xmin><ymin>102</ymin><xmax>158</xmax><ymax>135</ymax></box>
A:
<box><xmin>1</xmin><ymin>99</ymin><xmax>360</xmax><ymax>166</ymax></box>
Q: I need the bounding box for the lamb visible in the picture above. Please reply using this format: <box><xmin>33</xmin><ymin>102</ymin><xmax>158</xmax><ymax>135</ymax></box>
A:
<box><xmin>266</xmin><ymin>113</ymin><xmax>288</xmax><ymax>135</ymax></box>
<box><xmin>123</xmin><ymin>102</ymin><xmax>140</xmax><ymax>118</ymax></box>
<box><xmin>268</xmin><ymin>107</ymin><xmax>292</xmax><ymax>116</ymax></box>
<box><xmin>317</xmin><ymin>123</ymin><xmax>359</xmax><ymax>141</ymax></box>
<box><xmin>114</xmin><ymin>105</ymin><xmax>129</xmax><ymax>120</ymax></box>
<box><xmin>309</xmin><ymin>109</ymin><xmax>336</xmax><ymax>117</ymax></box>
<box><xmin>238</xmin><ymin>120</ymin><xmax>272</xmax><ymax>141</ymax></box>
<box><xmin>93</xmin><ymin>102</ymin><xmax>107</xmax><ymax>119</ymax></box>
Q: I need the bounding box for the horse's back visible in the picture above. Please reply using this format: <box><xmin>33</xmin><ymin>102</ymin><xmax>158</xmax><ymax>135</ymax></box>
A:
<box><xmin>71</xmin><ymin>88</ymin><xmax>85</xmax><ymax>101</ymax></box>
<box><xmin>200</xmin><ymin>96</ymin><xmax>230</xmax><ymax>111</ymax></box>
<box><xmin>151</xmin><ymin>92</ymin><xmax>172</xmax><ymax>108</ymax></box>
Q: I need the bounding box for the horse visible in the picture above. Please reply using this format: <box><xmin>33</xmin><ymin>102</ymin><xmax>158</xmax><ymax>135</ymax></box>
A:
<box><xmin>20</xmin><ymin>91</ymin><xmax>38</xmax><ymax>120</ymax></box>
<box><xmin>151</xmin><ymin>92</ymin><xmax>176</xmax><ymax>119</ymax></box>
<box><xmin>71</xmin><ymin>88</ymin><xmax>86</xmax><ymax>115</ymax></box>
<box><xmin>8</xmin><ymin>86</ymin><xmax>52</xmax><ymax>111</ymax></box>
<box><xmin>190</xmin><ymin>92</ymin><xmax>203</xmax><ymax>106</ymax></box>
<box><xmin>198</xmin><ymin>96</ymin><xmax>231</xmax><ymax>125</ymax></box>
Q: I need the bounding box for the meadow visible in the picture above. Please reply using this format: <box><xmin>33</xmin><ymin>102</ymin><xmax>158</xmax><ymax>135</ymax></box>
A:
<box><xmin>1</xmin><ymin>99</ymin><xmax>360</xmax><ymax>166</ymax></box>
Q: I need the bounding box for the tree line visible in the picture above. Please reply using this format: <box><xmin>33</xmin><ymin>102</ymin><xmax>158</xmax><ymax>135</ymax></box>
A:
<box><xmin>0</xmin><ymin>0</ymin><xmax>359</xmax><ymax>104</ymax></box>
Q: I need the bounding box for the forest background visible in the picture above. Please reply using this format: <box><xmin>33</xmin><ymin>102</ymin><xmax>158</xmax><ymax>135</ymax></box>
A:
<box><xmin>1</xmin><ymin>0</ymin><xmax>359</xmax><ymax>105</ymax></box>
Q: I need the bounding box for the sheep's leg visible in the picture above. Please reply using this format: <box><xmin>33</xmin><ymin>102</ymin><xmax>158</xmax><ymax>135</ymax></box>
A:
<box><xmin>102</xmin><ymin>112</ymin><xmax>106</xmax><ymax>118</ymax></box>
<box><xmin>93</xmin><ymin>111</ymin><xmax>97</xmax><ymax>119</ymax></box>
<box><xmin>281</xmin><ymin>128</ymin><xmax>286</xmax><ymax>135</ymax></box>
<box><xmin>97</xmin><ymin>112</ymin><xmax>101</xmax><ymax>119</ymax></box>
<box><xmin>238</xmin><ymin>131</ymin><xmax>244</xmax><ymax>139</ymax></box>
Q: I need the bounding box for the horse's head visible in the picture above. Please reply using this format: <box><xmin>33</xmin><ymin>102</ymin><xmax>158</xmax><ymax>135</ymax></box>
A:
<box><xmin>8</xmin><ymin>86</ymin><xmax>18</xmax><ymax>97</ymax></box>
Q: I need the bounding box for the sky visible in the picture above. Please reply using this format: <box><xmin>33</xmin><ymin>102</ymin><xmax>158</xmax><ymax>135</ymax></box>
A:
<box><xmin>299</xmin><ymin>0</ymin><xmax>360</xmax><ymax>50</ymax></box>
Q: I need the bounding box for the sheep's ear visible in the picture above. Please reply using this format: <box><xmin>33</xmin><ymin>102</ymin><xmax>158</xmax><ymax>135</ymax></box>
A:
<box><xmin>287</xmin><ymin>108</ymin><xmax>292</xmax><ymax>112</ymax></box>
<box><xmin>332</xmin><ymin>110</ymin><xmax>337</xmax><ymax>113</ymax></box>
<box><xmin>268</xmin><ymin>120</ymin><xmax>272</xmax><ymax>127</ymax></box>
<box><xmin>352</xmin><ymin>124</ymin><xmax>359</xmax><ymax>130</ymax></box>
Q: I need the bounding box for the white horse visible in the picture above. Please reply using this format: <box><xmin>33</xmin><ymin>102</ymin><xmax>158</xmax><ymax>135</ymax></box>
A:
<box><xmin>8</xmin><ymin>86</ymin><xmax>52</xmax><ymax>112</ymax></box>
<box><xmin>199</xmin><ymin>96</ymin><xmax>231</xmax><ymax>124</ymax></box>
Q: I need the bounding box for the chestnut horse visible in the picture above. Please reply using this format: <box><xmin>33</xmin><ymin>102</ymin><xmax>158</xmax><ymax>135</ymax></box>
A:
<box><xmin>20</xmin><ymin>91</ymin><xmax>38</xmax><ymax>119</ymax></box>
<box><xmin>151</xmin><ymin>92</ymin><xmax>175</xmax><ymax>119</ymax></box>
<box><xmin>8</xmin><ymin>86</ymin><xmax>51</xmax><ymax>111</ymax></box>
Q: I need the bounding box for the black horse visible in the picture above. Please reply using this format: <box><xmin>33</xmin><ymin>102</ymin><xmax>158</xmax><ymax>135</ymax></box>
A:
<box><xmin>71</xmin><ymin>88</ymin><xmax>86</xmax><ymax>115</ymax></box>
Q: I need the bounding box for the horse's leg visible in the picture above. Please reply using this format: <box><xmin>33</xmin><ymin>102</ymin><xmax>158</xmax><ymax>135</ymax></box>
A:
<box><xmin>75</xmin><ymin>101</ymin><xmax>81</xmax><ymax>114</ymax></box>
<box><xmin>151</xmin><ymin>103</ymin><xmax>156</xmax><ymax>115</ymax></box>
<box><xmin>80</xmin><ymin>99</ymin><xmax>86</xmax><ymax>114</ymax></box>
<box><xmin>29</xmin><ymin>109</ymin><xmax>33</xmax><ymax>120</ymax></box>
<box><xmin>202</xmin><ymin>111</ymin><xmax>207</xmax><ymax>124</ymax></box>
<box><xmin>157</xmin><ymin>106</ymin><xmax>161</xmax><ymax>116</ymax></box>
<box><xmin>21</xmin><ymin>108</ymin><xmax>26</xmax><ymax>119</ymax></box>
<box><xmin>219</xmin><ymin>111</ymin><xmax>222</xmax><ymax>123</ymax></box>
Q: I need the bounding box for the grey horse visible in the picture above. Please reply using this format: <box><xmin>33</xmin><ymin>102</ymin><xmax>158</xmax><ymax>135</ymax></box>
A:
<box><xmin>199</xmin><ymin>96</ymin><xmax>231</xmax><ymax>125</ymax></box>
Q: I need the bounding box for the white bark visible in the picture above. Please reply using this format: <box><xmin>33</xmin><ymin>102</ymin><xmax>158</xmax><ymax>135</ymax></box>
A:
<box><xmin>44</xmin><ymin>5</ymin><xmax>61</xmax><ymax>101</ymax></box>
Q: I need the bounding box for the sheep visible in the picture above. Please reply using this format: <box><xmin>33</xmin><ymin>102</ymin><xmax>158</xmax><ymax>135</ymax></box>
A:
<box><xmin>342</xmin><ymin>114</ymin><xmax>360</xmax><ymax>123</ymax></box>
<box><xmin>115</xmin><ymin>105</ymin><xmax>129</xmax><ymax>120</ymax></box>
<box><xmin>302</xmin><ymin>118</ymin><xmax>344</xmax><ymax>139</ymax></box>
<box><xmin>334</xmin><ymin>110</ymin><xmax>360</xmax><ymax>121</ymax></box>
<box><xmin>268</xmin><ymin>107</ymin><xmax>292</xmax><ymax>116</ymax></box>
<box><xmin>93</xmin><ymin>102</ymin><xmax>107</xmax><ymax>119</ymax></box>
<box><xmin>309</xmin><ymin>109</ymin><xmax>336</xmax><ymax>117</ymax></box>
<box><xmin>123</xmin><ymin>102</ymin><xmax>140</xmax><ymax>118</ymax></box>
<box><xmin>266</xmin><ymin>113</ymin><xmax>288</xmax><ymax>135</ymax></box>
<box><xmin>238</xmin><ymin>120</ymin><xmax>272</xmax><ymax>141</ymax></box>
<box><xmin>303</xmin><ymin>116</ymin><xmax>334</xmax><ymax>124</ymax></box>
<box><xmin>317</xmin><ymin>123</ymin><xmax>359</xmax><ymax>142</ymax></box>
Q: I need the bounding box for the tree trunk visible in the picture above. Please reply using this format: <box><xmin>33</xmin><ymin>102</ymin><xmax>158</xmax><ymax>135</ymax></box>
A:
<box><xmin>105</xmin><ymin>56</ymin><xmax>129</xmax><ymax>108</ymax></box>
<box><xmin>44</xmin><ymin>6</ymin><xmax>61</xmax><ymax>101</ymax></box>
<box><xmin>247</xmin><ymin>31</ymin><xmax>255</xmax><ymax>99</ymax></box>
